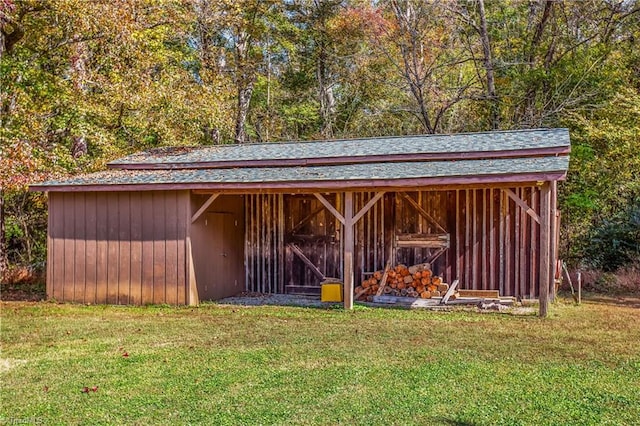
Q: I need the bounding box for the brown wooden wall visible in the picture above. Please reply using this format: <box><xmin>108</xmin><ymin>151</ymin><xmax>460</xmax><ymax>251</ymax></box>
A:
<box><xmin>395</xmin><ymin>188</ymin><xmax>544</xmax><ymax>298</ymax></box>
<box><xmin>245</xmin><ymin>194</ymin><xmax>285</xmax><ymax>294</ymax></box>
<box><xmin>47</xmin><ymin>190</ymin><xmax>189</xmax><ymax>305</ymax></box>
<box><xmin>243</xmin><ymin>187</ymin><xmax>553</xmax><ymax>298</ymax></box>
<box><xmin>190</xmin><ymin>194</ymin><xmax>245</xmax><ymax>300</ymax></box>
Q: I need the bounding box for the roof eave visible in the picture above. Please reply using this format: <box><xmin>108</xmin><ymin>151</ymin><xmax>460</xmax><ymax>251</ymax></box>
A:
<box><xmin>29</xmin><ymin>171</ymin><xmax>568</xmax><ymax>193</ymax></box>
<box><xmin>107</xmin><ymin>146</ymin><xmax>571</xmax><ymax>170</ymax></box>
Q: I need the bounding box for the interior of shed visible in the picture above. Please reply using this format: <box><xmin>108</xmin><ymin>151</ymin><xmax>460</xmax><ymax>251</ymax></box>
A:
<box><xmin>190</xmin><ymin>186</ymin><xmax>551</xmax><ymax>303</ymax></box>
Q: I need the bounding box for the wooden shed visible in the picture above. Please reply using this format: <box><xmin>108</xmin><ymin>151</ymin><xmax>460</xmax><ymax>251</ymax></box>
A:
<box><xmin>31</xmin><ymin>128</ymin><xmax>570</xmax><ymax>314</ymax></box>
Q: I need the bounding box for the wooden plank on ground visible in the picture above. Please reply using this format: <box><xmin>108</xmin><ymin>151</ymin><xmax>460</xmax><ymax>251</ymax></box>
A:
<box><xmin>458</xmin><ymin>289</ymin><xmax>500</xmax><ymax>298</ymax></box>
<box><xmin>440</xmin><ymin>279</ymin><xmax>459</xmax><ymax>305</ymax></box>
<box><xmin>373</xmin><ymin>295</ymin><xmax>441</xmax><ymax>306</ymax></box>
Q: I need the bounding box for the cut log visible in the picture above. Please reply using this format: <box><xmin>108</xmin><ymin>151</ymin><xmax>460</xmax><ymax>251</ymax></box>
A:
<box><xmin>437</xmin><ymin>283</ymin><xmax>449</xmax><ymax>293</ymax></box>
<box><xmin>408</xmin><ymin>263</ymin><xmax>430</xmax><ymax>274</ymax></box>
<box><xmin>403</xmin><ymin>275</ymin><xmax>414</xmax><ymax>284</ymax></box>
<box><xmin>355</xmin><ymin>286</ymin><xmax>368</xmax><ymax>300</ymax></box>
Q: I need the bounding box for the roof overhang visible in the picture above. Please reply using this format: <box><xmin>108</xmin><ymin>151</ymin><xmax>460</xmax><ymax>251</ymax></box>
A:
<box><xmin>30</xmin><ymin>129</ymin><xmax>571</xmax><ymax>193</ymax></box>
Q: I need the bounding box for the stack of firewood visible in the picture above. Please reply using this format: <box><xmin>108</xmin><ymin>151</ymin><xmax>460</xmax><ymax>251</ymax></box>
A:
<box><xmin>355</xmin><ymin>263</ymin><xmax>450</xmax><ymax>301</ymax></box>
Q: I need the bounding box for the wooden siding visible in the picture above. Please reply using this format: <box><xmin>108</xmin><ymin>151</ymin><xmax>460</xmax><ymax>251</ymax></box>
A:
<box><xmin>243</xmin><ymin>187</ymin><xmax>554</xmax><ymax>298</ymax></box>
<box><xmin>245</xmin><ymin>194</ymin><xmax>285</xmax><ymax>293</ymax></box>
<box><xmin>47</xmin><ymin>190</ymin><xmax>189</xmax><ymax>305</ymax></box>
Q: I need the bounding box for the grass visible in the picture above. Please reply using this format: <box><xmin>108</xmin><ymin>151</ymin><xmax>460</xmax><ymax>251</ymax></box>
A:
<box><xmin>1</xmin><ymin>298</ymin><xmax>639</xmax><ymax>425</ymax></box>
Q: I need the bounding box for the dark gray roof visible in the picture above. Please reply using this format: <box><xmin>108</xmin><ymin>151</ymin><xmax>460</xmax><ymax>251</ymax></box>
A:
<box><xmin>32</xmin><ymin>156</ymin><xmax>569</xmax><ymax>191</ymax></box>
<box><xmin>108</xmin><ymin>128</ymin><xmax>570</xmax><ymax>169</ymax></box>
<box><xmin>32</xmin><ymin>128</ymin><xmax>571</xmax><ymax>192</ymax></box>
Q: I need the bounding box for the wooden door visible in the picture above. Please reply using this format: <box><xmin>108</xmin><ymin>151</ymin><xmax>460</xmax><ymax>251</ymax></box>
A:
<box><xmin>198</xmin><ymin>212</ymin><xmax>244</xmax><ymax>300</ymax></box>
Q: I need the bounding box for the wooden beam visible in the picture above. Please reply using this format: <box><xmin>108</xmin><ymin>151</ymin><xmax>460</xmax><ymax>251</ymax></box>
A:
<box><xmin>286</xmin><ymin>243</ymin><xmax>326</xmax><ymax>281</ymax></box>
<box><xmin>395</xmin><ymin>233</ymin><xmax>449</xmax><ymax>248</ymax></box>
<box><xmin>33</xmin><ymin>172</ymin><xmax>569</xmax><ymax>193</ymax></box>
<box><xmin>191</xmin><ymin>193</ymin><xmax>219</xmax><ymax>223</ymax></box>
<box><xmin>189</xmin><ymin>179</ymin><xmax>565</xmax><ymax>195</ymax></box>
<box><xmin>375</xmin><ymin>258</ymin><xmax>393</xmax><ymax>296</ymax></box>
<box><xmin>186</xmin><ymin>236</ymin><xmax>199</xmax><ymax>306</ymax></box>
<box><xmin>399</xmin><ymin>192</ymin><xmax>447</xmax><ymax>233</ymax></box>
<box><xmin>426</xmin><ymin>247</ymin><xmax>447</xmax><ymax>264</ymax></box>
<box><xmin>314</xmin><ymin>193</ymin><xmax>345</xmax><ymax>225</ymax></box>
<box><xmin>539</xmin><ymin>183</ymin><xmax>551</xmax><ymax>317</ymax></box>
<box><xmin>440</xmin><ymin>279</ymin><xmax>459</xmax><ymax>305</ymax></box>
<box><xmin>458</xmin><ymin>289</ymin><xmax>500</xmax><ymax>298</ymax></box>
<box><xmin>550</xmin><ymin>180</ymin><xmax>558</xmax><ymax>301</ymax></box>
<box><xmin>504</xmin><ymin>188</ymin><xmax>540</xmax><ymax>224</ymax></box>
<box><xmin>353</xmin><ymin>191</ymin><xmax>385</xmax><ymax>224</ymax></box>
<box><xmin>343</xmin><ymin>192</ymin><xmax>354</xmax><ymax>309</ymax></box>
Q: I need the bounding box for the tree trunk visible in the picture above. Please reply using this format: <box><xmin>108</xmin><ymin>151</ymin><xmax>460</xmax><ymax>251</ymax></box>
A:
<box><xmin>0</xmin><ymin>12</ymin><xmax>25</xmax><ymax>59</ymax></box>
<box><xmin>477</xmin><ymin>0</ymin><xmax>499</xmax><ymax>129</ymax></box>
<box><xmin>234</xmin><ymin>31</ymin><xmax>254</xmax><ymax>144</ymax></box>
<box><xmin>235</xmin><ymin>78</ymin><xmax>254</xmax><ymax>144</ymax></box>
<box><xmin>317</xmin><ymin>40</ymin><xmax>335</xmax><ymax>139</ymax></box>
<box><xmin>523</xmin><ymin>0</ymin><xmax>554</xmax><ymax>126</ymax></box>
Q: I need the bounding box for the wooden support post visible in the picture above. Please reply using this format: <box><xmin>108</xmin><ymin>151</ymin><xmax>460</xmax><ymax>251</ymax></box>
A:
<box><xmin>343</xmin><ymin>192</ymin><xmax>354</xmax><ymax>309</ymax></box>
<box><xmin>550</xmin><ymin>180</ymin><xmax>558</xmax><ymax>301</ymax></box>
<box><xmin>577</xmin><ymin>272</ymin><xmax>582</xmax><ymax>305</ymax></box>
<box><xmin>539</xmin><ymin>182</ymin><xmax>551</xmax><ymax>317</ymax></box>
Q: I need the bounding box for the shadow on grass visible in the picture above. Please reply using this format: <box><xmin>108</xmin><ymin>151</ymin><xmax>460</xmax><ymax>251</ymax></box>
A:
<box><xmin>0</xmin><ymin>281</ymin><xmax>46</xmax><ymax>302</ymax></box>
<box><xmin>584</xmin><ymin>295</ymin><xmax>640</xmax><ymax>309</ymax></box>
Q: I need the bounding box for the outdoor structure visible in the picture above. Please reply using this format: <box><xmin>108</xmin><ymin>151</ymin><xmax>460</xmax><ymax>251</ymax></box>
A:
<box><xmin>31</xmin><ymin>128</ymin><xmax>570</xmax><ymax>315</ymax></box>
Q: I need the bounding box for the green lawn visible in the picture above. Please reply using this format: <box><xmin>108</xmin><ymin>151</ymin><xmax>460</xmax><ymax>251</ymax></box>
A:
<box><xmin>1</xmin><ymin>298</ymin><xmax>639</xmax><ymax>425</ymax></box>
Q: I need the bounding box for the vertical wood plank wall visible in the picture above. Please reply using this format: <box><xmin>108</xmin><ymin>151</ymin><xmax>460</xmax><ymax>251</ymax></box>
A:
<box><xmin>48</xmin><ymin>190</ymin><xmax>189</xmax><ymax>305</ymax></box>
<box><xmin>245</xmin><ymin>194</ymin><xmax>285</xmax><ymax>293</ymax></box>
<box><xmin>48</xmin><ymin>186</ymin><xmax>554</xmax><ymax>303</ymax></box>
<box><xmin>243</xmin><ymin>187</ymin><xmax>552</xmax><ymax>298</ymax></box>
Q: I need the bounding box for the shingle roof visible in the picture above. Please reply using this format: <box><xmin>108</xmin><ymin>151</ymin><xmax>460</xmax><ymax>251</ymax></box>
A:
<box><xmin>32</xmin><ymin>156</ymin><xmax>569</xmax><ymax>192</ymax></box>
<box><xmin>108</xmin><ymin>128</ymin><xmax>570</xmax><ymax>169</ymax></box>
<box><xmin>31</xmin><ymin>128</ymin><xmax>570</xmax><ymax>192</ymax></box>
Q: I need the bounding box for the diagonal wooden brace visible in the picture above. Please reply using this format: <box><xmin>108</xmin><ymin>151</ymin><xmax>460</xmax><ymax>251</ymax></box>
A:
<box><xmin>504</xmin><ymin>188</ymin><xmax>540</xmax><ymax>224</ymax></box>
<box><xmin>314</xmin><ymin>193</ymin><xmax>345</xmax><ymax>224</ymax></box>
<box><xmin>191</xmin><ymin>193</ymin><xmax>220</xmax><ymax>223</ymax></box>
<box><xmin>399</xmin><ymin>192</ymin><xmax>447</xmax><ymax>233</ymax></box>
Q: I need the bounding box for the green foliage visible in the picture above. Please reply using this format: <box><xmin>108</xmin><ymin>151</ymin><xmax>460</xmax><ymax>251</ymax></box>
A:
<box><xmin>1</xmin><ymin>190</ymin><xmax>48</xmax><ymax>267</ymax></box>
<box><xmin>585</xmin><ymin>204</ymin><xmax>640</xmax><ymax>271</ymax></box>
<box><xmin>561</xmin><ymin>88</ymin><xmax>640</xmax><ymax>267</ymax></box>
<box><xmin>1</xmin><ymin>0</ymin><xmax>640</xmax><ymax>274</ymax></box>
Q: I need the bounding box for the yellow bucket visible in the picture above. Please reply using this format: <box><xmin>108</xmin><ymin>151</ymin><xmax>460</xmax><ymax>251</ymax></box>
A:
<box><xmin>321</xmin><ymin>283</ymin><xmax>343</xmax><ymax>302</ymax></box>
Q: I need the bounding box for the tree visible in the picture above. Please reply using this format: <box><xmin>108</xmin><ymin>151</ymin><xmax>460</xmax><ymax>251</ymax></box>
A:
<box><xmin>366</xmin><ymin>0</ymin><xmax>480</xmax><ymax>134</ymax></box>
<box><xmin>192</xmin><ymin>0</ymin><xmax>281</xmax><ymax>144</ymax></box>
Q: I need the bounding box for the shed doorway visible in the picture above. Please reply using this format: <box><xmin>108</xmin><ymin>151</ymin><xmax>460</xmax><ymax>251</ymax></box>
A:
<box><xmin>190</xmin><ymin>194</ymin><xmax>245</xmax><ymax>301</ymax></box>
